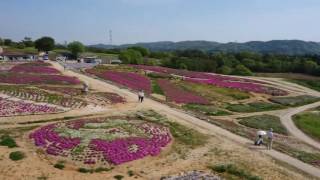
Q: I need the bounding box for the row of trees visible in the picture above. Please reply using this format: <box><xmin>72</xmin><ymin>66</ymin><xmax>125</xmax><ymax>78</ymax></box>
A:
<box><xmin>118</xmin><ymin>47</ymin><xmax>320</xmax><ymax>76</ymax></box>
<box><xmin>161</xmin><ymin>50</ymin><xmax>320</xmax><ymax>76</ymax></box>
<box><xmin>0</xmin><ymin>37</ymin><xmax>85</xmax><ymax>58</ymax></box>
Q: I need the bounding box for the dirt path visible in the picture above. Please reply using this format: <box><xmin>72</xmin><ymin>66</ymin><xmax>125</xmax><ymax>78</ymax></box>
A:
<box><xmin>243</xmin><ymin>76</ymin><xmax>320</xmax><ymax>97</ymax></box>
<box><xmin>278</xmin><ymin>101</ymin><xmax>320</xmax><ymax>149</ymax></box>
<box><xmin>51</xmin><ymin>62</ymin><xmax>320</xmax><ymax>178</ymax></box>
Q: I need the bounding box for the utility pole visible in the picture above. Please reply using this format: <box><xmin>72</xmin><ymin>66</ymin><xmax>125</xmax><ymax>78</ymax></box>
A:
<box><xmin>109</xmin><ymin>30</ymin><xmax>113</xmax><ymax>45</ymax></box>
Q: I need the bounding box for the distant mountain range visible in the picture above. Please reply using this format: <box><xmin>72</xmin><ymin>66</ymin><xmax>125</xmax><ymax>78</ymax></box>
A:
<box><xmin>89</xmin><ymin>40</ymin><xmax>320</xmax><ymax>55</ymax></box>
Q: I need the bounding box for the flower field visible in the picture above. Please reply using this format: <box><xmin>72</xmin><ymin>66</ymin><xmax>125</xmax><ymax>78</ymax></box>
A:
<box><xmin>0</xmin><ymin>97</ymin><xmax>62</xmax><ymax>116</ymax></box>
<box><xmin>131</xmin><ymin>65</ymin><xmax>287</xmax><ymax>96</ymax></box>
<box><xmin>157</xmin><ymin>79</ymin><xmax>209</xmax><ymax>104</ymax></box>
<box><xmin>38</xmin><ymin>86</ymin><xmax>83</xmax><ymax>96</ymax></box>
<box><xmin>0</xmin><ymin>62</ymin><xmax>81</xmax><ymax>85</ymax></box>
<box><xmin>0</xmin><ymin>85</ymin><xmax>87</xmax><ymax>108</ymax></box>
<box><xmin>0</xmin><ymin>73</ymin><xmax>81</xmax><ymax>85</ymax></box>
<box><xmin>10</xmin><ymin>65</ymin><xmax>60</xmax><ymax>74</ymax></box>
<box><xmin>29</xmin><ymin>117</ymin><xmax>172</xmax><ymax>166</ymax></box>
<box><xmin>87</xmin><ymin>69</ymin><xmax>151</xmax><ymax>93</ymax></box>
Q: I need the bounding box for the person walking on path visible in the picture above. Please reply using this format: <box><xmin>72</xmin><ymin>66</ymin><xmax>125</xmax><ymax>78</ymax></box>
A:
<box><xmin>83</xmin><ymin>81</ymin><xmax>89</xmax><ymax>94</ymax></box>
<box><xmin>138</xmin><ymin>90</ymin><xmax>145</xmax><ymax>103</ymax></box>
<box><xmin>267</xmin><ymin>128</ymin><xmax>274</xmax><ymax>150</ymax></box>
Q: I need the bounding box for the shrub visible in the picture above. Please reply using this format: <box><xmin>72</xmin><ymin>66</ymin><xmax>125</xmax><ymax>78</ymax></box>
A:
<box><xmin>94</xmin><ymin>167</ymin><xmax>113</xmax><ymax>173</ymax></box>
<box><xmin>78</xmin><ymin>168</ymin><xmax>93</xmax><ymax>173</ymax></box>
<box><xmin>53</xmin><ymin>163</ymin><xmax>65</xmax><ymax>170</ymax></box>
<box><xmin>114</xmin><ymin>175</ymin><xmax>124</xmax><ymax>180</ymax></box>
<box><xmin>127</xmin><ymin>170</ymin><xmax>134</xmax><ymax>177</ymax></box>
<box><xmin>0</xmin><ymin>135</ymin><xmax>17</xmax><ymax>148</ymax></box>
<box><xmin>9</xmin><ymin>151</ymin><xmax>25</xmax><ymax>161</ymax></box>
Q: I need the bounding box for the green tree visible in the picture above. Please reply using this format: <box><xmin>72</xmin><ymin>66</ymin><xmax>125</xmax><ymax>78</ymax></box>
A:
<box><xmin>303</xmin><ymin>60</ymin><xmax>318</xmax><ymax>74</ymax></box>
<box><xmin>232</xmin><ymin>64</ymin><xmax>253</xmax><ymax>76</ymax></box>
<box><xmin>22</xmin><ymin>37</ymin><xmax>34</xmax><ymax>47</ymax></box>
<box><xmin>0</xmin><ymin>38</ymin><xmax>3</xmax><ymax>46</ymax></box>
<box><xmin>128</xmin><ymin>46</ymin><xmax>150</xmax><ymax>56</ymax></box>
<box><xmin>15</xmin><ymin>42</ymin><xmax>26</xmax><ymax>49</ymax></box>
<box><xmin>179</xmin><ymin>63</ymin><xmax>188</xmax><ymax>69</ymax></box>
<box><xmin>242</xmin><ymin>58</ymin><xmax>256</xmax><ymax>69</ymax></box>
<box><xmin>4</xmin><ymin>39</ymin><xmax>12</xmax><ymax>46</ymax></box>
<box><xmin>68</xmin><ymin>41</ymin><xmax>85</xmax><ymax>59</ymax></box>
<box><xmin>34</xmin><ymin>37</ymin><xmax>55</xmax><ymax>52</ymax></box>
<box><xmin>217</xmin><ymin>65</ymin><xmax>232</xmax><ymax>75</ymax></box>
<box><xmin>119</xmin><ymin>49</ymin><xmax>143</xmax><ymax>64</ymax></box>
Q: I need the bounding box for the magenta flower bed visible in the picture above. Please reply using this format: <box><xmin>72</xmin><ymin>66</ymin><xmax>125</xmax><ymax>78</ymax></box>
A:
<box><xmin>132</xmin><ymin>65</ymin><xmax>287</xmax><ymax>96</ymax></box>
<box><xmin>29</xmin><ymin>118</ymin><xmax>172</xmax><ymax>166</ymax></box>
<box><xmin>10</xmin><ymin>65</ymin><xmax>60</xmax><ymax>74</ymax></box>
<box><xmin>0</xmin><ymin>73</ymin><xmax>81</xmax><ymax>85</ymax></box>
<box><xmin>0</xmin><ymin>97</ymin><xmax>62</xmax><ymax>116</ymax></box>
<box><xmin>186</xmin><ymin>78</ymin><xmax>287</xmax><ymax>96</ymax></box>
<box><xmin>88</xmin><ymin>70</ymin><xmax>151</xmax><ymax>93</ymax></box>
<box><xmin>157</xmin><ymin>79</ymin><xmax>209</xmax><ymax>104</ymax></box>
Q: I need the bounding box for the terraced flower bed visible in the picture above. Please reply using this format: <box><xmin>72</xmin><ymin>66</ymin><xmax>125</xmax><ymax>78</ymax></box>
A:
<box><xmin>86</xmin><ymin>69</ymin><xmax>151</xmax><ymax>93</ymax></box>
<box><xmin>0</xmin><ymin>97</ymin><xmax>63</xmax><ymax>116</ymax></box>
<box><xmin>157</xmin><ymin>79</ymin><xmax>209</xmax><ymax>104</ymax></box>
<box><xmin>10</xmin><ymin>64</ymin><xmax>60</xmax><ymax>74</ymax></box>
<box><xmin>0</xmin><ymin>73</ymin><xmax>81</xmax><ymax>85</ymax></box>
<box><xmin>38</xmin><ymin>86</ymin><xmax>83</xmax><ymax>96</ymax></box>
<box><xmin>0</xmin><ymin>85</ymin><xmax>87</xmax><ymax>108</ymax></box>
<box><xmin>29</xmin><ymin>117</ymin><xmax>172</xmax><ymax>166</ymax></box>
<box><xmin>131</xmin><ymin>65</ymin><xmax>287</xmax><ymax>96</ymax></box>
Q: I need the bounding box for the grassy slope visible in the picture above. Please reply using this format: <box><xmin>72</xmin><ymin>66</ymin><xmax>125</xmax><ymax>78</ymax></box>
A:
<box><xmin>183</xmin><ymin>104</ymin><xmax>231</xmax><ymax>116</ymax></box>
<box><xmin>227</xmin><ymin>102</ymin><xmax>283</xmax><ymax>113</ymax></box>
<box><xmin>293</xmin><ymin>112</ymin><xmax>320</xmax><ymax>141</ymax></box>
<box><xmin>239</xmin><ymin>114</ymin><xmax>288</xmax><ymax>135</ymax></box>
<box><xmin>177</xmin><ymin>81</ymin><xmax>250</xmax><ymax>102</ymax></box>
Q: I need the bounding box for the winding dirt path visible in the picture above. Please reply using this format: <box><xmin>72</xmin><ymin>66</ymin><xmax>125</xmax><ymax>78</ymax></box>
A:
<box><xmin>278</xmin><ymin>101</ymin><xmax>320</xmax><ymax>149</ymax></box>
<box><xmin>51</xmin><ymin>62</ymin><xmax>320</xmax><ymax>178</ymax></box>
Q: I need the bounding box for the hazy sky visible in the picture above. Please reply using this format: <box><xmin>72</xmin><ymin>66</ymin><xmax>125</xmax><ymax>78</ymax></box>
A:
<box><xmin>0</xmin><ymin>0</ymin><xmax>319</xmax><ymax>45</ymax></box>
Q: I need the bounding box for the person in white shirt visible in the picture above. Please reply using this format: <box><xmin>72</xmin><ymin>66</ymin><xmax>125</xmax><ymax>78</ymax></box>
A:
<box><xmin>138</xmin><ymin>90</ymin><xmax>145</xmax><ymax>103</ymax></box>
<box><xmin>267</xmin><ymin>128</ymin><xmax>274</xmax><ymax>150</ymax></box>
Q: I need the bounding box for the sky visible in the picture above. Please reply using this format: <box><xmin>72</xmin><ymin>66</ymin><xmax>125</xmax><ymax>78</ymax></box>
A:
<box><xmin>0</xmin><ymin>0</ymin><xmax>319</xmax><ymax>45</ymax></box>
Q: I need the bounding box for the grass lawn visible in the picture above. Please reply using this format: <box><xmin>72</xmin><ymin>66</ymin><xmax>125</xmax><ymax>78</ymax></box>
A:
<box><xmin>289</xmin><ymin>79</ymin><xmax>320</xmax><ymax>92</ymax></box>
<box><xmin>183</xmin><ymin>104</ymin><xmax>231</xmax><ymax>116</ymax></box>
<box><xmin>4</xmin><ymin>47</ymin><xmax>38</xmax><ymax>54</ymax></box>
<box><xmin>238</xmin><ymin>114</ymin><xmax>288</xmax><ymax>135</ymax></box>
<box><xmin>227</xmin><ymin>102</ymin><xmax>283</xmax><ymax>113</ymax></box>
<box><xmin>151</xmin><ymin>80</ymin><xmax>164</xmax><ymax>95</ymax></box>
<box><xmin>270</xmin><ymin>95</ymin><xmax>320</xmax><ymax>107</ymax></box>
<box><xmin>177</xmin><ymin>81</ymin><xmax>251</xmax><ymax>102</ymax></box>
<box><xmin>293</xmin><ymin>112</ymin><xmax>320</xmax><ymax>141</ymax></box>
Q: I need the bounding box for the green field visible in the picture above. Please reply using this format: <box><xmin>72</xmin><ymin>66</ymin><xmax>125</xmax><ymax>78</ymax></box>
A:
<box><xmin>226</xmin><ymin>102</ymin><xmax>283</xmax><ymax>113</ymax></box>
<box><xmin>177</xmin><ymin>81</ymin><xmax>250</xmax><ymax>102</ymax></box>
<box><xmin>289</xmin><ymin>79</ymin><xmax>320</xmax><ymax>92</ymax></box>
<box><xmin>238</xmin><ymin>114</ymin><xmax>288</xmax><ymax>135</ymax></box>
<box><xmin>293</xmin><ymin>112</ymin><xmax>320</xmax><ymax>141</ymax></box>
<box><xmin>183</xmin><ymin>104</ymin><xmax>231</xmax><ymax>116</ymax></box>
<box><xmin>270</xmin><ymin>95</ymin><xmax>320</xmax><ymax>107</ymax></box>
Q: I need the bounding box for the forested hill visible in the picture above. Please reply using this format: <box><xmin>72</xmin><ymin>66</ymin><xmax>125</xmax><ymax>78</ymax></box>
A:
<box><xmin>90</xmin><ymin>40</ymin><xmax>320</xmax><ymax>55</ymax></box>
